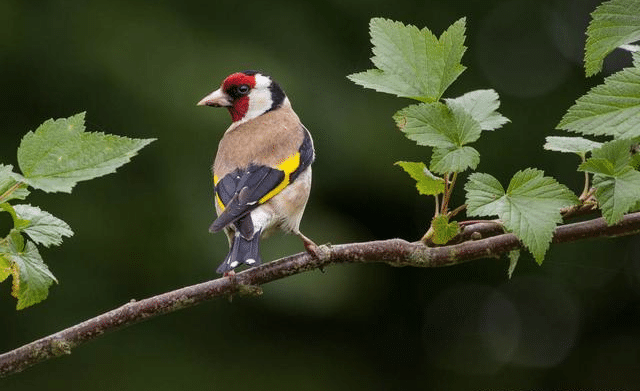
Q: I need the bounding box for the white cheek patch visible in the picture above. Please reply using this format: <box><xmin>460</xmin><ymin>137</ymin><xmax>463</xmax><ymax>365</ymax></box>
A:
<box><xmin>242</xmin><ymin>74</ymin><xmax>272</xmax><ymax>121</ymax></box>
<box><xmin>254</xmin><ymin>73</ymin><xmax>271</xmax><ymax>89</ymax></box>
<box><xmin>246</xmin><ymin>89</ymin><xmax>272</xmax><ymax>118</ymax></box>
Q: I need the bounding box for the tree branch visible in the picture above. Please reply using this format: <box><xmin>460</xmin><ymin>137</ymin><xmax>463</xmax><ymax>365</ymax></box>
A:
<box><xmin>2</xmin><ymin>211</ymin><xmax>640</xmax><ymax>377</ymax></box>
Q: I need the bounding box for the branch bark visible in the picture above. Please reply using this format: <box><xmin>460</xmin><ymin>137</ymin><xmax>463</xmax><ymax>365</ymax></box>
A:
<box><xmin>2</xmin><ymin>211</ymin><xmax>640</xmax><ymax>377</ymax></box>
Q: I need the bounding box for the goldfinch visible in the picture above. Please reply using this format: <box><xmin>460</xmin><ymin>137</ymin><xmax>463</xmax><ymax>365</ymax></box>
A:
<box><xmin>198</xmin><ymin>70</ymin><xmax>317</xmax><ymax>274</ymax></box>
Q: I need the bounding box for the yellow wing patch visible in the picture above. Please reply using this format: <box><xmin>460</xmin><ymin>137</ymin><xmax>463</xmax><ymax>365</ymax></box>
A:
<box><xmin>213</xmin><ymin>174</ymin><xmax>226</xmax><ymax>212</ymax></box>
<box><xmin>259</xmin><ymin>152</ymin><xmax>300</xmax><ymax>204</ymax></box>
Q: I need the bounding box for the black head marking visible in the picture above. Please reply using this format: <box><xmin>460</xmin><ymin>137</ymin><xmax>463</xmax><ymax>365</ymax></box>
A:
<box><xmin>266</xmin><ymin>78</ymin><xmax>286</xmax><ymax>112</ymax></box>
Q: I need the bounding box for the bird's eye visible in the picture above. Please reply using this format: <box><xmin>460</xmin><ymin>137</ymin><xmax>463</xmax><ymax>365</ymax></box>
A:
<box><xmin>237</xmin><ymin>84</ymin><xmax>250</xmax><ymax>95</ymax></box>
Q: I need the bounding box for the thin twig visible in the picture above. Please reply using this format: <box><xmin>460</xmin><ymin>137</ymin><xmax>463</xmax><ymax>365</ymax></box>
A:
<box><xmin>2</xmin><ymin>212</ymin><xmax>640</xmax><ymax>377</ymax></box>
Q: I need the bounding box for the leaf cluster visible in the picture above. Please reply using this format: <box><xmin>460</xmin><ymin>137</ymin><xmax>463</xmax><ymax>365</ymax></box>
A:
<box><xmin>546</xmin><ymin>0</ymin><xmax>640</xmax><ymax>226</ymax></box>
<box><xmin>1</xmin><ymin>113</ymin><xmax>154</xmax><ymax>309</ymax></box>
<box><xmin>349</xmin><ymin>0</ymin><xmax>640</xmax><ymax>273</ymax></box>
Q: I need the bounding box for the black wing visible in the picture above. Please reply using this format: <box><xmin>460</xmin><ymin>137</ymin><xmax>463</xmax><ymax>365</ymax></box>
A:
<box><xmin>290</xmin><ymin>126</ymin><xmax>314</xmax><ymax>183</ymax></box>
<box><xmin>209</xmin><ymin>165</ymin><xmax>284</xmax><ymax>232</ymax></box>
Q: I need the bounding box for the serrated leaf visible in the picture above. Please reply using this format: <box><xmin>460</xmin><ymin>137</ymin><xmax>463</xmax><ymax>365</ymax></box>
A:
<box><xmin>593</xmin><ymin>168</ymin><xmax>640</xmax><ymax>224</ymax></box>
<box><xmin>507</xmin><ymin>250</ymin><xmax>520</xmax><ymax>279</ymax></box>
<box><xmin>348</xmin><ymin>18</ymin><xmax>467</xmax><ymax>102</ymax></box>
<box><xmin>430</xmin><ymin>146</ymin><xmax>480</xmax><ymax>174</ymax></box>
<box><xmin>348</xmin><ymin>70</ymin><xmax>426</xmax><ymax>100</ymax></box>
<box><xmin>394</xmin><ymin>102</ymin><xmax>454</xmax><ymax>147</ymax></box>
<box><xmin>593</xmin><ymin>138</ymin><xmax>634</xmax><ymax>167</ymax></box>
<box><xmin>585</xmin><ymin>0</ymin><xmax>640</xmax><ymax>76</ymax></box>
<box><xmin>444</xmin><ymin>89</ymin><xmax>509</xmax><ymax>131</ymax></box>
<box><xmin>579</xmin><ymin>158</ymin><xmax>617</xmax><ymax>175</ymax></box>
<box><xmin>465</xmin><ymin>169</ymin><xmax>578</xmax><ymax>264</ymax></box>
<box><xmin>557</xmin><ymin>66</ymin><xmax>640</xmax><ymax>139</ymax></box>
<box><xmin>0</xmin><ymin>165</ymin><xmax>29</xmax><ymax>203</ymax></box>
<box><xmin>394</xmin><ymin>101</ymin><xmax>482</xmax><ymax>148</ymax></box>
<box><xmin>544</xmin><ymin>136</ymin><xmax>603</xmax><ymax>156</ymax></box>
<box><xmin>18</xmin><ymin>112</ymin><xmax>155</xmax><ymax>193</ymax></box>
<box><xmin>395</xmin><ymin>161</ymin><xmax>445</xmax><ymax>195</ymax></box>
<box><xmin>579</xmin><ymin>139</ymin><xmax>635</xmax><ymax>175</ymax></box>
<box><xmin>5</xmin><ymin>240</ymin><xmax>57</xmax><ymax>310</ymax></box>
<box><xmin>464</xmin><ymin>172</ymin><xmax>505</xmax><ymax>216</ymax></box>
<box><xmin>13</xmin><ymin>204</ymin><xmax>73</xmax><ymax>247</ymax></box>
<box><xmin>580</xmin><ymin>140</ymin><xmax>640</xmax><ymax>224</ymax></box>
<box><xmin>431</xmin><ymin>215</ymin><xmax>460</xmax><ymax>245</ymax></box>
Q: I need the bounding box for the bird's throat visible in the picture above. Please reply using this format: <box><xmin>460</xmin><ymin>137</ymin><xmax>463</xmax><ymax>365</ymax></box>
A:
<box><xmin>228</xmin><ymin>96</ymin><xmax>249</xmax><ymax>122</ymax></box>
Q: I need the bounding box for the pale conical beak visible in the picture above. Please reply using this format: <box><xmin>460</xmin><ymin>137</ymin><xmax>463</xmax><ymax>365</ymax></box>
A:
<box><xmin>197</xmin><ymin>88</ymin><xmax>232</xmax><ymax>107</ymax></box>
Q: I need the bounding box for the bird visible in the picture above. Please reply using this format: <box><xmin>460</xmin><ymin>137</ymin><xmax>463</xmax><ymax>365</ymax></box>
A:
<box><xmin>197</xmin><ymin>70</ymin><xmax>318</xmax><ymax>274</ymax></box>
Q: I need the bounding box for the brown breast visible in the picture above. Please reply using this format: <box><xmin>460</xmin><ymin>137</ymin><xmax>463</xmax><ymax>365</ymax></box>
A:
<box><xmin>213</xmin><ymin>105</ymin><xmax>305</xmax><ymax>178</ymax></box>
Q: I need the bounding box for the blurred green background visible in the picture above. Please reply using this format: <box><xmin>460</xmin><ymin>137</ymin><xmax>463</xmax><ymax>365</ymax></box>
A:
<box><xmin>2</xmin><ymin>0</ymin><xmax>640</xmax><ymax>389</ymax></box>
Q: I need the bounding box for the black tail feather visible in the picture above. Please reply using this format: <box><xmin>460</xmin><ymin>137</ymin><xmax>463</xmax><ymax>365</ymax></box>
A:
<box><xmin>216</xmin><ymin>230</ymin><xmax>262</xmax><ymax>274</ymax></box>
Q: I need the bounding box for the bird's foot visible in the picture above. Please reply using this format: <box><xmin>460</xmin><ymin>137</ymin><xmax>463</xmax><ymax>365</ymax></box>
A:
<box><xmin>297</xmin><ymin>232</ymin><xmax>331</xmax><ymax>262</ymax></box>
<box><xmin>297</xmin><ymin>232</ymin><xmax>319</xmax><ymax>256</ymax></box>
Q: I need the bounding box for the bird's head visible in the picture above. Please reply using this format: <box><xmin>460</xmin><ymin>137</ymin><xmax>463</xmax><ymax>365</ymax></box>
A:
<box><xmin>197</xmin><ymin>70</ymin><xmax>287</xmax><ymax>123</ymax></box>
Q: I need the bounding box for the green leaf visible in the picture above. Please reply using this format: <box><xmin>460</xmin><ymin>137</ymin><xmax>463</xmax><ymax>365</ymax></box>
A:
<box><xmin>585</xmin><ymin>0</ymin><xmax>640</xmax><ymax>76</ymax></box>
<box><xmin>593</xmin><ymin>168</ymin><xmax>640</xmax><ymax>224</ymax></box>
<box><xmin>431</xmin><ymin>215</ymin><xmax>460</xmax><ymax>245</ymax></box>
<box><xmin>8</xmin><ymin>228</ymin><xmax>25</xmax><ymax>253</ymax></box>
<box><xmin>557</xmin><ymin>66</ymin><xmax>640</xmax><ymax>139</ymax></box>
<box><xmin>464</xmin><ymin>172</ymin><xmax>505</xmax><ymax>217</ymax></box>
<box><xmin>544</xmin><ymin>136</ymin><xmax>603</xmax><ymax>156</ymax></box>
<box><xmin>394</xmin><ymin>101</ymin><xmax>482</xmax><ymax>148</ymax></box>
<box><xmin>0</xmin><ymin>165</ymin><xmax>30</xmax><ymax>203</ymax></box>
<box><xmin>580</xmin><ymin>140</ymin><xmax>640</xmax><ymax>224</ymax></box>
<box><xmin>579</xmin><ymin>158</ymin><xmax>617</xmax><ymax>176</ymax></box>
<box><xmin>620</xmin><ymin>44</ymin><xmax>640</xmax><ymax>55</ymax></box>
<box><xmin>13</xmin><ymin>204</ymin><xmax>73</xmax><ymax>247</ymax></box>
<box><xmin>444</xmin><ymin>89</ymin><xmax>509</xmax><ymax>131</ymax></box>
<box><xmin>465</xmin><ymin>169</ymin><xmax>578</xmax><ymax>264</ymax></box>
<box><xmin>507</xmin><ymin>250</ymin><xmax>520</xmax><ymax>279</ymax></box>
<box><xmin>18</xmin><ymin>112</ymin><xmax>155</xmax><ymax>193</ymax></box>
<box><xmin>395</xmin><ymin>161</ymin><xmax>445</xmax><ymax>195</ymax></box>
<box><xmin>579</xmin><ymin>139</ymin><xmax>634</xmax><ymax>174</ymax></box>
<box><xmin>0</xmin><ymin>255</ymin><xmax>11</xmax><ymax>283</ymax></box>
<box><xmin>631</xmin><ymin>151</ymin><xmax>640</xmax><ymax>169</ymax></box>
<box><xmin>430</xmin><ymin>146</ymin><xmax>480</xmax><ymax>174</ymax></box>
<box><xmin>348</xmin><ymin>18</ymin><xmax>467</xmax><ymax>102</ymax></box>
<box><xmin>5</xmin><ymin>240</ymin><xmax>57</xmax><ymax>310</ymax></box>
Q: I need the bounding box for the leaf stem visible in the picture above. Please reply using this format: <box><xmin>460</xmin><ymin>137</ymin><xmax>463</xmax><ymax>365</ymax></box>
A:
<box><xmin>579</xmin><ymin>171</ymin><xmax>591</xmax><ymax>201</ymax></box>
<box><xmin>441</xmin><ymin>172</ymin><xmax>458</xmax><ymax>214</ymax></box>
<box><xmin>421</xmin><ymin>225</ymin><xmax>434</xmax><ymax>243</ymax></box>
<box><xmin>448</xmin><ymin>203</ymin><xmax>467</xmax><ymax>219</ymax></box>
<box><xmin>0</xmin><ymin>181</ymin><xmax>25</xmax><ymax>204</ymax></box>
